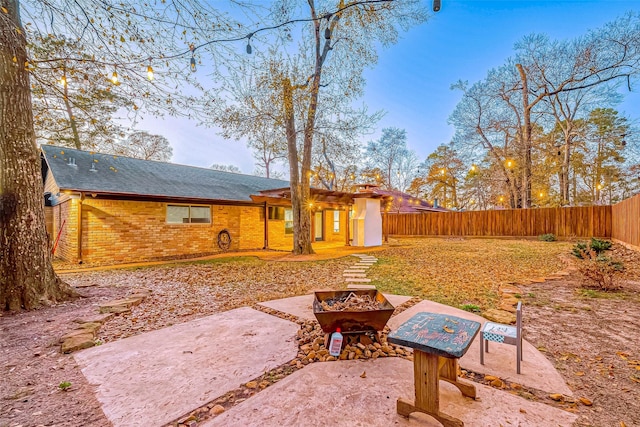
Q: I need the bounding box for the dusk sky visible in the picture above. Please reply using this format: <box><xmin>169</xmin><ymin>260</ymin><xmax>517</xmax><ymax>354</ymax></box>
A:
<box><xmin>134</xmin><ymin>0</ymin><xmax>640</xmax><ymax>174</ymax></box>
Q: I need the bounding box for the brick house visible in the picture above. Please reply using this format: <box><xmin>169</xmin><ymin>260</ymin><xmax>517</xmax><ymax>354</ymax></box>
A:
<box><xmin>41</xmin><ymin>145</ymin><xmax>385</xmax><ymax>264</ymax></box>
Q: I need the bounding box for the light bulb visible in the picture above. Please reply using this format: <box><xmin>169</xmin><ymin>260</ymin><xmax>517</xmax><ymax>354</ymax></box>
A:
<box><xmin>190</xmin><ymin>57</ymin><xmax>196</xmax><ymax>72</ymax></box>
<box><xmin>147</xmin><ymin>65</ymin><xmax>154</xmax><ymax>81</ymax></box>
<box><xmin>111</xmin><ymin>71</ymin><xmax>118</xmax><ymax>84</ymax></box>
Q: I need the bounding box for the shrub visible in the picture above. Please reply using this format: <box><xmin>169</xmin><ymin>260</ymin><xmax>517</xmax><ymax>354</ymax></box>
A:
<box><xmin>538</xmin><ymin>233</ymin><xmax>557</xmax><ymax>242</ymax></box>
<box><xmin>572</xmin><ymin>238</ymin><xmax>612</xmax><ymax>258</ymax></box>
<box><xmin>589</xmin><ymin>237</ymin><xmax>612</xmax><ymax>253</ymax></box>
<box><xmin>575</xmin><ymin>248</ymin><xmax>624</xmax><ymax>291</ymax></box>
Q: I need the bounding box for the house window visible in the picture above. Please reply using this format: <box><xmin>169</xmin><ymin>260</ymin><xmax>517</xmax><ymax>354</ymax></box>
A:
<box><xmin>284</xmin><ymin>209</ymin><xmax>294</xmax><ymax>234</ymax></box>
<box><xmin>268</xmin><ymin>206</ymin><xmax>285</xmax><ymax>220</ymax></box>
<box><xmin>333</xmin><ymin>210</ymin><xmax>340</xmax><ymax>233</ymax></box>
<box><xmin>167</xmin><ymin>205</ymin><xmax>211</xmax><ymax>224</ymax></box>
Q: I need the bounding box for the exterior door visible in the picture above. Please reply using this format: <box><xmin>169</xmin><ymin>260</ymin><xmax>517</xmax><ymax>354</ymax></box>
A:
<box><xmin>314</xmin><ymin>211</ymin><xmax>324</xmax><ymax>241</ymax></box>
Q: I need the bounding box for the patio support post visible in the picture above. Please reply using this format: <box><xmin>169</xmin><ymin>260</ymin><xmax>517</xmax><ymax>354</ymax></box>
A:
<box><xmin>263</xmin><ymin>202</ymin><xmax>269</xmax><ymax>249</ymax></box>
<box><xmin>77</xmin><ymin>192</ymin><xmax>84</xmax><ymax>264</ymax></box>
<box><xmin>345</xmin><ymin>205</ymin><xmax>351</xmax><ymax>246</ymax></box>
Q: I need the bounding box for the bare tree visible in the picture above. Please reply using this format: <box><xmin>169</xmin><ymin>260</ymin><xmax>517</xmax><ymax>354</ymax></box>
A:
<box><xmin>210</xmin><ymin>163</ymin><xmax>242</xmax><ymax>173</ymax></box>
<box><xmin>117</xmin><ymin>131</ymin><xmax>173</xmax><ymax>161</ymax></box>
<box><xmin>211</xmin><ymin>0</ymin><xmax>428</xmax><ymax>254</ymax></box>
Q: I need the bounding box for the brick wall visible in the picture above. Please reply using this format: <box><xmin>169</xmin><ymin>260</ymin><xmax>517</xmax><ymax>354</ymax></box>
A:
<box><xmin>323</xmin><ymin>209</ymin><xmax>347</xmax><ymax>244</ymax></box>
<box><xmin>54</xmin><ymin>199</ymin><xmax>270</xmax><ymax>264</ymax></box>
<box><xmin>52</xmin><ymin>200</ymin><xmax>77</xmax><ymax>261</ymax></box>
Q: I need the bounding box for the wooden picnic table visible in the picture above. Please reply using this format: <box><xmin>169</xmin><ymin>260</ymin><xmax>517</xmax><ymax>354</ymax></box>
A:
<box><xmin>388</xmin><ymin>312</ymin><xmax>481</xmax><ymax>427</ymax></box>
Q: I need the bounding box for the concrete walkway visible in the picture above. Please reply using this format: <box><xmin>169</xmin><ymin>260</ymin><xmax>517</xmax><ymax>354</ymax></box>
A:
<box><xmin>74</xmin><ymin>291</ymin><xmax>577</xmax><ymax>427</ymax></box>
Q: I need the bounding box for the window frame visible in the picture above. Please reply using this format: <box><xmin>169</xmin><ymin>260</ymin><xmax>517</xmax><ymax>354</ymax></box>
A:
<box><xmin>166</xmin><ymin>204</ymin><xmax>211</xmax><ymax>224</ymax></box>
<box><xmin>284</xmin><ymin>208</ymin><xmax>294</xmax><ymax>235</ymax></box>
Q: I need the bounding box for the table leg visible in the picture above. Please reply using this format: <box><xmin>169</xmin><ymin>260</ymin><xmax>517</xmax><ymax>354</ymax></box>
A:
<box><xmin>397</xmin><ymin>350</ymin><xmax>464</xmax><ymax>427</ymax></box>
<box><xmin>439</xmin><ymin>357</ymin><xmax>477</xmax><ymax>399</ymax></box>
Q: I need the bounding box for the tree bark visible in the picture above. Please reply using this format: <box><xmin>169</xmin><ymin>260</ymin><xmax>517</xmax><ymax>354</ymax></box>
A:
<box><xmin>0</xmin><ymin>0</ymin><xmax>76</xmax><ymax>310</ymax></box>
<box><xmin>516</xmin><ymin>63</ymin><xmax>532</xmax><ymax>208</ymax></box>
<box><xmin>283</xmin><ymin>78</ymin><xmax>313</xmax><ymax>255</ymax></box>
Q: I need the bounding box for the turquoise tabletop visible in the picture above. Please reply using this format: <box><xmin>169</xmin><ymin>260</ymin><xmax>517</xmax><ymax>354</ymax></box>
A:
<box><xmin>388</xmin><ymin>312</ymin><xmax>481</xmax><ymax>358</ymax></box>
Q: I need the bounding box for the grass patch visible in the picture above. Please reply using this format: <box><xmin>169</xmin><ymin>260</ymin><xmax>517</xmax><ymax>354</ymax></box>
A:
<box><xmin>371</xmin><ymin>238</ymin><xmax>572</xmax><ymax>309</ymax></box>
<box><xmin>577</xmin><ymin>288</ymin><xmax>628</xmax><ymax>300</ymax></box>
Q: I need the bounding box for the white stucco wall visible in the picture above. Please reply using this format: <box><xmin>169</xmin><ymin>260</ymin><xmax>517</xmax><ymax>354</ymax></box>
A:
<box><xmin>352</xmin><ymin>198</ymin><xmax>382</xmax><ymax>247</ymax></box>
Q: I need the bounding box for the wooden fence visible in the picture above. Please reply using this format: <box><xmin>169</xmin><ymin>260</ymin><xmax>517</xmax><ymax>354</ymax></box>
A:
<box><xmin>612</xmin><ymin>193</ymin><xmax>640</xmax><ymax>248</ymax></box>
<box><xmin>384</xmin><ymin>206</ymin><xmax>612</xmax><ymax>238</ymax></box>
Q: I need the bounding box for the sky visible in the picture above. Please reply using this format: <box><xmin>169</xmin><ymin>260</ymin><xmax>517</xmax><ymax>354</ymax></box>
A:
<box><xmin>133</xmin><ymin>0</ymin><xmax>640</xmax><ymax>174</ymax></box>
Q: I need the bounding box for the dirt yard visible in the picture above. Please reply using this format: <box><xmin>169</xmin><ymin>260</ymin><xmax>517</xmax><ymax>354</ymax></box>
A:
<box><xmin>1</xmin><ymin>239</ymin><xmax>638</xmax><ymax>427</ymax></box>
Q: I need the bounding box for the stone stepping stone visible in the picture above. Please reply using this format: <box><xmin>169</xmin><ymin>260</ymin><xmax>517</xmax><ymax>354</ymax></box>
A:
<box><xmin>343</xmin><ymin>273</ymin><xmax>367</xmax><ymax>277</ymax></box>
<box><xmin>343</xmin><ymin>270</ymin><xmax>367</xmax><ymax>274</ymax></box>
<box><xmin>346</xmin><ymin>284</ymin><xmax>376</xmax><ymax>290</ymax></box>
<box><xmin>99</xmin><ymin>297</ymin><xmax>145</xmax><ymax>314</ymax></box>
<box><xmin>344</xmin><ymin>278</ymin><xmax>371</xmax><ymax>283</ymax></box>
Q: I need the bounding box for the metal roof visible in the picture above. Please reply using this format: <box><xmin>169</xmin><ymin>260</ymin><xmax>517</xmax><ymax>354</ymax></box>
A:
<box><xmin>41</xmin><ymin>145</ymin><xmax>290</xmax><ymax>202</ymax></box>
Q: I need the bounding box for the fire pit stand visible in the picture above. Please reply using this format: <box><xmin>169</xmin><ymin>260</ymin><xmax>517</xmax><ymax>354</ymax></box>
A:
<box><xmin>312</xmin><ymin>290</ymin><xmax>395</xmax><ymax>348</ymax></box>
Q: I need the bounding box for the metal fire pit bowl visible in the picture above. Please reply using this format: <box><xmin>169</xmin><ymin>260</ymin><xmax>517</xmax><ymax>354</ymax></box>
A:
<box><xmin>313</xmin><ymin>290</ymin><xmax>395</xmax><ymax>334</ymax></box>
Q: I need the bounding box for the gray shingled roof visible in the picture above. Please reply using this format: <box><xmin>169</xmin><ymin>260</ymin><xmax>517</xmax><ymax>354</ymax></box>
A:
<box><xmin>41</xmin><ymin>145</ymin><xmax>290</xmax><ymax>202</ymax></box>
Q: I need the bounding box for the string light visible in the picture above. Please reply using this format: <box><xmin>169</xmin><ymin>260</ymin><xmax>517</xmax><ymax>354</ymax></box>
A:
<box><xmin>111</xmin><ymin>70</ymin><xmax>119</xmax><ymax>84</ymax></box>
<box><xmin>59</xmin><ymin>75</ymin><xmax>67</xmax><ymax>87</ymax></box>
<box><xmin>246</xmin><ymin>33</ymin><xmax>253</xmax><ymax>54</ymax></box>
<box><xmin>470</xmin><ymin>164</ymin><xmax>476</xmax><ymax>171</ymax></box>
<box><xmin>147</xmin><ymin>65</ymin><xmax>154</xmax><ymax>81</ymax></box>
<box><xmin>189</xmin><ymin>44</ymin><xmax>197</xmax><ymax>72</ymax></box>
<box><xmin>324</xmin><ymin>13</ymin><xmax>332</xmax><ymax>40</ymax></box>
<box><xmin>57</xmin><ymin>1</ymin><xmax>392</xmax><ymax>80</ymax></box>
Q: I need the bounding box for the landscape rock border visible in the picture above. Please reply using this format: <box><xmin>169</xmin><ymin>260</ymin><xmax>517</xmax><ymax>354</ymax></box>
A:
<box><xmin>59</xmin><ymin>289</ymin><xmax>151</xmax><ymax>353</ymax></box>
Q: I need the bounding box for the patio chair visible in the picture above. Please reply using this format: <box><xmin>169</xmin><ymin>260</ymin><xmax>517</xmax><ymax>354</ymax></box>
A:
<box><xmin>480</xmin><ymin>301</ymin><xmax>523</xmax><ymax>374</ymax></box>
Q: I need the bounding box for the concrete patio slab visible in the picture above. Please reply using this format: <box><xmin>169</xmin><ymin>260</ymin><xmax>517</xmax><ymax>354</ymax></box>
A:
<box><xmin>389</xmin><ymin>300</ymin><xmax>572</xmax><ymax>395</ymax></box>
<box><xmin>258</xmin><ymin>293</ymin><xmax>413</xmax><ymax>321</ymax></box>
<box><xmin>204</xmin><ymin>358</ymin><xmax>577</xmax><ymax>427</ymax></box>
<box><xmin>74</xmin><ymin>307</ymin><xmax>299</xmax><ymax>427</ymax></box>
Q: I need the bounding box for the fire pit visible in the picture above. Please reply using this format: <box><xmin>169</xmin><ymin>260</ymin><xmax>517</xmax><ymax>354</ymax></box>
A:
<box><xmin>313</xmin><ymin>290</ymin><xmax>395</xmax><ymax>334</ymax></box>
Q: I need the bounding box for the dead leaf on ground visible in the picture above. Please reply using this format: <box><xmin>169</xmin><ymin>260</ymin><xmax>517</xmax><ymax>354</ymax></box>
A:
<box><xmin>549</xmin><ymin>393</ymin><xmax>564</xmax><ymax>401</ymax></box>
<box><xmin>360</xmin><ymin>371</ymin><xmax>367</xmax><ymax>378</ymax></box>
<box><xmin>579</xmin><ymin>397</ymin><xmax>593</xmax><ymax>406</ymax></box>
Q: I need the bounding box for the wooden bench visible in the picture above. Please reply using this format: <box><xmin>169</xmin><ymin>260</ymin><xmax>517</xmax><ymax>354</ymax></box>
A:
<box><xmin>388</xmin><ymin>312</ymin><xmax>481</xmax><ymax>427</ymax></box>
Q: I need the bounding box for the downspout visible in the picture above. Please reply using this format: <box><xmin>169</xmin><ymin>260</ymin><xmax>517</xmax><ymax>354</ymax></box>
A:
<box><xmin>77</xmin><ymin>192</ymin><xmax>84</xmax><ymax>264</ymax></box>
<box><xmin>263</xmin><ymin>202</ymin><xmax>269</xmax><ymax>249</ymax></box>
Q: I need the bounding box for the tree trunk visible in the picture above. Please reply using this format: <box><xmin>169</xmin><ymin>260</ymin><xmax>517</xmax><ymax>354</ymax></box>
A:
<box><xmin>516</xmin><ymin>64</ymin><xmax>532</xmax><ymax>208</ymax></box>
<box><xmin>62</xmin><ymin>81</ymin><xmax>82</xmax><ymax>149</ymax></box>
<box><xmin>0</xmin><ymin>0</ymin><xmax>76</xmax><ymax>310</ymax></box>
<box><xmin>283</xmin><ymin>78</ymin><xmax>313</xmax><ymax>255</ymax></box>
